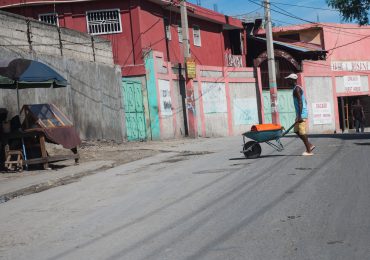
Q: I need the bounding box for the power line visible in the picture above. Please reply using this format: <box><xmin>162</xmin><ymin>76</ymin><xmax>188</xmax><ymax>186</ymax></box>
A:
<box><xmin>270</xmin><ymin>1</ymin><xmax>370</xmax><ymax>30</ymax></box>
<box><xmin>247</xmin><ymin>0</ymin><xmax>370</xmax><ymax>30</ymax></box>
<box><xmin>271</xmin><ymin>18</ymin><xmax>370</xmax><ymax>37</ymax></box>
<box><xmin>326</xmin><ymin>34</ymin><xmax>370</xmax><ymax>51</ymax></box>
<box><xmin>233</xmin><ymin>7</ymin><xmax>263</xmax><ymax>17</ymax></box>
<box><xmin>270</xmin><ymin>1</ymin><xmax>339</xmax><ymax>12</ymax></box>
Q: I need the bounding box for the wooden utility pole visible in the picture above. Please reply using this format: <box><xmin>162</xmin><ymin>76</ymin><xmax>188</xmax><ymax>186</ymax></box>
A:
<box><xmin>180</xmin><ymin>0</ymin><xmax>197</xmax><ymax>137</ymax></box>
<box><xmin>264</xmin><ymin>0</ymin><xmax>280</xmax><ymax>124</ymax></box>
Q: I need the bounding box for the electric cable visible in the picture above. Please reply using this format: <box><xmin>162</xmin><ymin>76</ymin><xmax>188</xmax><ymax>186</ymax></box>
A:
<box><xmin>247</xmin><ymin>0</ymin><xmax>370</xmax><ymax>30</ymax></box>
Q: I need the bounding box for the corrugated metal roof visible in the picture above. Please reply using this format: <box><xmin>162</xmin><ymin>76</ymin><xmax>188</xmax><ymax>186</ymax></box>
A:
<box><xmin>251</xmin><ymin>36</ymin><xmax>325</xmax><ymax>53</ymax></box>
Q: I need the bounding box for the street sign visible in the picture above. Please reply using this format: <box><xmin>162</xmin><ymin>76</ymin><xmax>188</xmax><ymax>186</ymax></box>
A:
<box><xmin>186</xmin><ymin>58</ymin><xmax>196</xmax><ymax>79</ymax></box>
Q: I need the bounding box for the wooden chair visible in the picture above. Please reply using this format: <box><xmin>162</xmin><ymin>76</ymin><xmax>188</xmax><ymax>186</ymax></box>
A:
<box><xmin>4</xmin><ymin>145</ymin><xmax>23</xmax><ymax>172</ymax></box>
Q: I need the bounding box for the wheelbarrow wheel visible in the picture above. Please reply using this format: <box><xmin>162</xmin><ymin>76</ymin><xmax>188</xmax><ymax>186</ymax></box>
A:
<box><xmin>243</xmin><ymin>141</ymin><xmax>262</xmax><ymax>159</ymax></box>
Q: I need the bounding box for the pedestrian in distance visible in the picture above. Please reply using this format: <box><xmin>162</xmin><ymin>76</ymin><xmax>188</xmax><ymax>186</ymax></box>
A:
<box><xmin>351</xmin><ymin>98</ymin><xmax>365</xmax><ymax>133</ymax></box>
<box><xmin>285</xmin><ymin>73</ymin><xmax>315</xmax><ymax>156</ymax></box>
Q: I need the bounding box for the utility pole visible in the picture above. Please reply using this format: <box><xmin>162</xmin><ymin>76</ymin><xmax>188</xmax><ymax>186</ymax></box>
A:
<box><xmin>180</xmin><ymin>0</ymin><xmax>197</xmax><ymax>137</ymax></box>
<box><xmin>180</xmin><ymin>0</ymin><xmax>190</xmax><ymax>59</ymax></box>
<box><xmin>264</xmin><ymin>0</ymin><xmax>280</xmax><ymax>124</ymax></box>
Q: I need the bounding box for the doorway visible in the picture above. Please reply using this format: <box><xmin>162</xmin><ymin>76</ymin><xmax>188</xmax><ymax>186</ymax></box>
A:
<box><xmin>337</xmin><ymin>95</ymin><xmax>370</xmax><ymax>132</ymax></box>
<box><xmin>122</xmin><ymin>79</ymin><xmax>147</xmax><ymax>141</ymax></box>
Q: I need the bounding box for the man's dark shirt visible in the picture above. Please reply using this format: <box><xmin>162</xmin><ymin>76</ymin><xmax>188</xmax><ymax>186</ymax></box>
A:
<box><xmin>352</xmin><ymin>105</ymin><xmax>363</xmax><ymax>120</ymax></box>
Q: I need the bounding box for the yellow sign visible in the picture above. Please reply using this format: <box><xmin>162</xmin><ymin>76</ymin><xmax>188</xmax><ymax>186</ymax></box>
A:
<box><xmin>186</xmin><ymin>59</ymin><xmax>196</xmax><ymax>79</ymax></box>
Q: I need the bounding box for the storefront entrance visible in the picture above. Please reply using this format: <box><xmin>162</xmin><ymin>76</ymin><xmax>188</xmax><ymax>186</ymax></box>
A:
<box><xmin>337</xmin><ymin>95</ymin><xmax>370</xmax><ymax>132</ymax></box>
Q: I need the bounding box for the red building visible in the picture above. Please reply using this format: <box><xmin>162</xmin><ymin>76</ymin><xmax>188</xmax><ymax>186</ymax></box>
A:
<box><xmin>0</xmin><ymin>0</ymin><xmax>246</xmax><ymax>76</ymax></box>
<box><xmin>0</xmin><ymin>0</ymin><xmax>258</xmax><ymax>141</ymax></box>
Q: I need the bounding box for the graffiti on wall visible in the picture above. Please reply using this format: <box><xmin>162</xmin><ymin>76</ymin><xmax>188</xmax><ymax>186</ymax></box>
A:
<box><xmin>201</xmin><ymin>82</ymin><xmax>227</xmax><ymax>113</ymax></box>
<box><xmin>233</xmin><ymin>98</ymin><xmax>259</xmax><ymax>125</ymax></box>
<box><xmin>158</xmin><ymin>79</ymin><xmax>172</xmax><ymax>116</ymax></box>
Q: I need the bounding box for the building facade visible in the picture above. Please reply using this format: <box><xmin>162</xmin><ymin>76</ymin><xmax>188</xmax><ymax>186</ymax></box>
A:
<box><xmin>250</xmin><ymin>23</ymin><xmax>370</xmax><ymax>133</ymax></box>
<box><xmin>1</xmin><ymin>0</ymin><xmax>262</xmax><ymax>140</ymax></box>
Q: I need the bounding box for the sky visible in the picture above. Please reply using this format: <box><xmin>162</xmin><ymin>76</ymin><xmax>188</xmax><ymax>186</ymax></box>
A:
<box><xmin>188</xmin><ymin>0</ymin><xmax>347</xmax><ymax>25</ymax></box>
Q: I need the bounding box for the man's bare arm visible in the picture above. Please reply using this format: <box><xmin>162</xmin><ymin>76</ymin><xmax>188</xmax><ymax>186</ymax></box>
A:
<box><xmin>294</xmin><ymin>87</ymin><xmax>303</xmax><ymax>121</ymax></box>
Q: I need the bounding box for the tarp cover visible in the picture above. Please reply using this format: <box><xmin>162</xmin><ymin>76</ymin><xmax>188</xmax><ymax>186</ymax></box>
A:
<box><xmin>44</xmin><ymin>127</ymin><xmax>81</xmax><ymax>149</ymax></box>
<box><xmin>251</xmin><ymin>123</ymin><xmax>282</xmax><ymax>132</ymax></box>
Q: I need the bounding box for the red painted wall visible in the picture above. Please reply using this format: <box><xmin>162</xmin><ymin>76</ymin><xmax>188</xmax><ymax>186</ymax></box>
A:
<box><xmin>323</xmin><ymin>25</ymin><xmax>370</xmax><ymax>62</ymax></box>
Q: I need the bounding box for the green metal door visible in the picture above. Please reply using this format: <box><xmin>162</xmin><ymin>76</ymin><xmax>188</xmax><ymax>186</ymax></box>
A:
<box><xmin>263</xmin><ymin>90</ymin><xmax>296</xmax><ymax>129</ymax></box>
<box><xmin>122</xmin><ymin>79</ymin><xmax>147</xmax><ymax>141</ymax></box>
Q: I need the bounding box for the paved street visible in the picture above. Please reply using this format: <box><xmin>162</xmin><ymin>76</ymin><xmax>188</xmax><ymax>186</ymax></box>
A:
<box><xmin>1</xmin><ymin>135</ymin><xmax>370</xmax><ymax>260</ymax></box>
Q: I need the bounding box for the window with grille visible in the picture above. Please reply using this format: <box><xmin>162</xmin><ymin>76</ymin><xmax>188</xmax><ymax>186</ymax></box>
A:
<box><xmin>39</xmin><ymin>13</ymin><xmax>58</xmax><ymax>26</ymax></box>
<box><xmin>193</xmin><ymin>25</ymin><xmax>201</xmax><ymax>47</ymax></box>
<box><xmin>86</xmin><ymin>9</ymin><xmax>122</xmax><ymax>35</ymax></box>
<box><xmin>177</xmin><ymin>21</ymin><xmax>183</xmax><ymax>43</ymax></box>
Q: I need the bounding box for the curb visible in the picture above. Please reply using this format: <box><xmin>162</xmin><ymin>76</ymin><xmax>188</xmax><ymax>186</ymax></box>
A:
<box><xmin>0</xmin><ymin>162</ymin><xmax>115</xmax><ymax>204</ymax></box>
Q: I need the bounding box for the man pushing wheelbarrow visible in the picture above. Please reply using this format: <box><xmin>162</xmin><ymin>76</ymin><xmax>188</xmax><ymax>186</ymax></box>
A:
<box><xmin>242</xmin><ymin>73</ymin><xmax>315</xmax><ymax>158</ymax></box>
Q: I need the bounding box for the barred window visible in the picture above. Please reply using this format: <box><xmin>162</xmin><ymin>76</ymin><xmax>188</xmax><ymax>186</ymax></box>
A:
<box><xmin>86</xmin><ymin>9</ymin><xmax>122</xmax><ymax>35</ymax></box>
<box><xmin>39</xmin><ymin>13</ymin><xmax>58</xmax><ymax>26</ymax></box>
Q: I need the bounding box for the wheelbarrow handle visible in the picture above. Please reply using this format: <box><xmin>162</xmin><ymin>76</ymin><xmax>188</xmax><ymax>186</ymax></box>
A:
<box><xmin>281</xmin><ymin>123</ymin><xmax>296</xmax><ymax>137</ymax></box>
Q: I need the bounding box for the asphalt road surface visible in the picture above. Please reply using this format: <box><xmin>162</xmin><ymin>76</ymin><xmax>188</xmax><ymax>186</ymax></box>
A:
<box><xmin>1</xmin><ymin>134</ymin><xmax>370</xmax><ymax>260</ymax></box>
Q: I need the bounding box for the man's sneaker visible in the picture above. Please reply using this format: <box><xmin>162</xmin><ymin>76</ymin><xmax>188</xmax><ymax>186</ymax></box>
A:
<box><xmin>302</xmin><ymin>151</ymin><xmax>314</xmax><ymax>156</ymax></box>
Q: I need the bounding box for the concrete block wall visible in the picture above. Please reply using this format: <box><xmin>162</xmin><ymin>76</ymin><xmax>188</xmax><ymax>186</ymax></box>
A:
<box><xmin>0</xmin><ymin>10</ymin><xmax>113</xmax><ymax>65</ymax></box>
<box><xmin>0</xmin><ymin>10</ymin><xmax>125</xmax><ymax>142</ymax></box>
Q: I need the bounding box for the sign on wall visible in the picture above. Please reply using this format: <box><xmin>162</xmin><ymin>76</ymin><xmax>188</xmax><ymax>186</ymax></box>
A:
<box><xmin>158</xmin><ymin>79</ymin><xmax>172</xmax><ymax>116</ymax></box>
<box><xmin>343</xmin><ymin>75</ymin><xmax>361</xmax><ymax>92</ymax></box>
<box><xmin>331</xmin><ymin>61</ymin><xmax>370</xmax><ymax>72</ymax></box>
<box><xmin>233</xmin><ymin>98</ymin><xmax>259</xmax><ymax>125</ymax></box>
<box><xmin>186</xmin><ymin>58</ymin><xmax>196</xmax><ymax>79</ymax></box>
<box><xmin>336</xmin><ymin>75</ymin><xmax>369</xmax><ymax>93</ymax></box>
<box><xmin>312</xmin><ymin>102</ymin><xmax>332</xmax><ymax>125</ymax></box>
<box><xmin>201</xmin><ymin>82</ymin><xmax>227</xmax><ymax>113</ymax></box>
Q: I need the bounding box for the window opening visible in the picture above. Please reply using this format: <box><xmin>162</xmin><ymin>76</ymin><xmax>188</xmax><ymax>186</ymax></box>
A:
<box><xmin>164</xmin><ymin>17</ymin><xmax>171</xmax><ymax>40</ymax></box>
<box><xmin>177</xmin><ymin>20</ymin><xmax>183</xmax><ymax>43</ymax></box>
<box><xmin>229</xmin><ymin>29</ymin><xmax>242</xmax><ymax>55</ymax></box>
<box><xmin>86</xmin><ymin>9</ymin><xmax>122</xmax><ymax>35</ymax></box>
<box><xmin>39</xmin><ymin>13</ymin><xmax>59</xmax><ymax>26</ymax></box>
<box><xmin>193</xmin><ymin>25</ymin><xmax>201</xmax><ymax>46</ymax></box>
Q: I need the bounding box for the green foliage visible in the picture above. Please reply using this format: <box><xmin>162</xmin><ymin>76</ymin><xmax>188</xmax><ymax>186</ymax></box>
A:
<box><xmin>326</xmin><ymin>0</ymin><xmax>370</xmax><ymax>25</ymax></box>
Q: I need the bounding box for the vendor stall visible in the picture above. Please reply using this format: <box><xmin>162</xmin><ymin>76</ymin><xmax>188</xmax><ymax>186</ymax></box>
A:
<box><xmin>1</xmin><ymin>104</ymin><xmax>81</xmax><ymax>171</ymax></box>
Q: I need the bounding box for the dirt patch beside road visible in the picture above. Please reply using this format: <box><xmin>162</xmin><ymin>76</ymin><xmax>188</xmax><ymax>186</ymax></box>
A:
<box><xmin>46</xmin><ymin>138</ymin><xmax>201</xmax><ymax>168</ymax></box>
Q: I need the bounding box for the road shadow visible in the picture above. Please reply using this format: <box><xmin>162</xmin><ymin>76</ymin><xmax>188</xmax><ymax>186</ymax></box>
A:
<box><xmin>259</xmin><ymin>154</ymin><xmax>301</xmax><ymax>158</ymax></box>
<box><xmin>229</xmin><ymin>154</ymin><xmax>301</xmax><ymax>160</ymax></box>
<box><xmin>283</xmin><ymin>133</ymin><xmax>370</xmax><ymax>140</ymax></box>
<box><xmin>354</xmin><ymin>142</ymin><xmax>370</xmax><ymax>146</ymax></box>
<box><xmin>229</xmin><ymin>157</ymin><xmax>247</xmax><ymax>160</ymax></box>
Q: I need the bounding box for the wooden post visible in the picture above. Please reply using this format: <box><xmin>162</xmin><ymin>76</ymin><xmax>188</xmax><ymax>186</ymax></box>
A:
<box><xmin>39</xmin><ymin>135</ymin><xmax>49</xmax><ymax>169</ymax></box>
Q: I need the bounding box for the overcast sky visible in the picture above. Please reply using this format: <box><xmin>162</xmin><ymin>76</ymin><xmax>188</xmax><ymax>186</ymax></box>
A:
<box><xmin>188</xmin><ymin>0</ymin><xmax>345</xmax><ymax>25</ymax></box>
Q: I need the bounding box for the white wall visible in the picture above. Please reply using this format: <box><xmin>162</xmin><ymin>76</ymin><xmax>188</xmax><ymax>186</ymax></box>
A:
<box><xmin>305</xmin><ymin>76</ymin><xmax>336</xmax><ymax>133</ymax></box>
